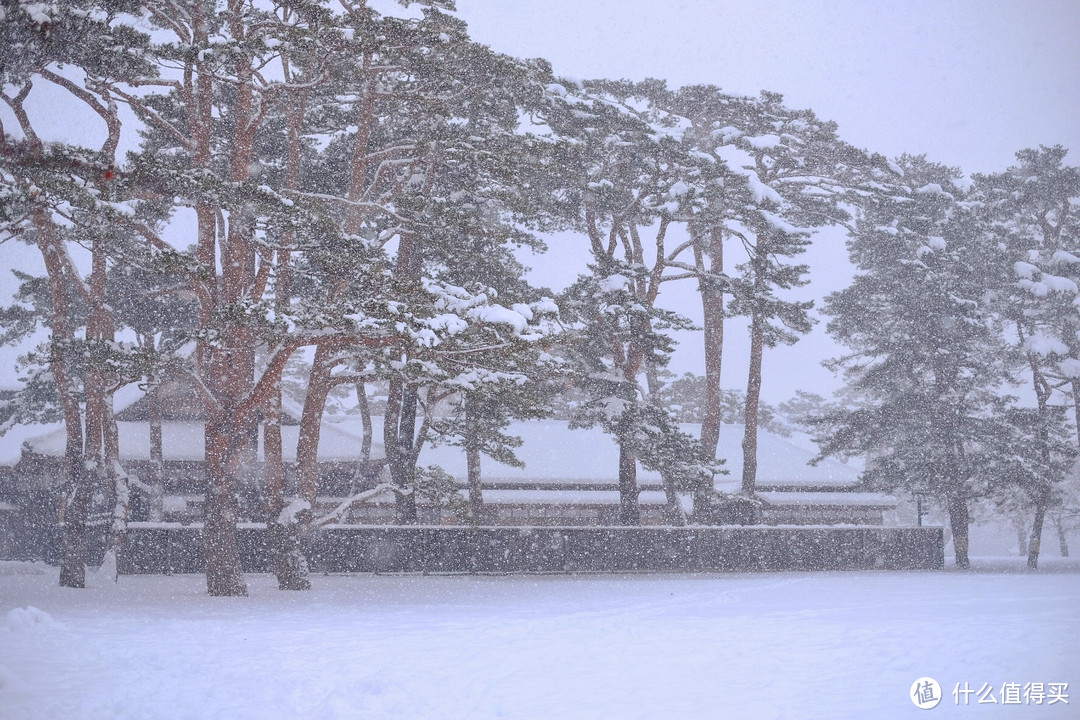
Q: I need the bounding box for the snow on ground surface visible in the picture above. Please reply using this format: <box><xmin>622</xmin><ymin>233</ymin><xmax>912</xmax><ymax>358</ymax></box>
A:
<box><xmin>1</xmin><ymin>559</ymin><xmax>1077</xmax><ymax>719</ymax></box>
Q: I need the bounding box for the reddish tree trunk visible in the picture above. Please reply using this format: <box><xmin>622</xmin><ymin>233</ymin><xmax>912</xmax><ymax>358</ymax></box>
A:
<box><xmin>35</xmin><ymin>214</ymin><xmax>90</xmax><ymax>588</ymax></box>
<box><xmin>297</xmin><ymin>344</ymin><xmax>335</xmax><ymax>531</ymax></box>
<box><xmin>203</xmin><ymin>411</ymin><xmax>249</xmax><ymax>596</ymax></box>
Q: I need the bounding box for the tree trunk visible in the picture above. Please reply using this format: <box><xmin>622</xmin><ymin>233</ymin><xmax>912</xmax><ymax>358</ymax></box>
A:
<box><xmin>617</xmin><ymin>443</ymin><xmax>641</xmax><ymax>526</ymax></box>
<box><xmin>1026</xmin><ymin>356</ymin><xmax>1053</xmax><ymax>570</ymax></box>
<box><xmin>147</xmin><ymin>351</ymin><xmax>165</xmax><ymax>523</ymax></box>
<box><xmin>1027</xmin><ymin>484</ymin><xmax>1050</xmax><ymax>570</ymax></box>
<box><xmin>397</xmin><ymin>384</ymin><xmax>421</xmax><ymax>524</ymax></box>
<box><xmin>946</xmin><ymin>491</ymin><xmax>970</xmax><ymax>568</ymax></box>
<box><xmin>1072</xmin><ymin>379</ymin><xmax>1080</xmax><ymax>448</ymax></box>
<box><xmin>203</xmin><ymin>413</ymin><xmax>249</xmax><ymax>597</ymax></box>
<box><xmin>695</xmin><ymin>225</ymin><xmax>725</xmax><ymax>459</ymax></box>
<box><xmin>1055</xmin><ymin>517</ymin><xmax>1069</xmax><ymax>557</ymax></box>
<box><xmin>1015</xmin><ymin>521</ymin><xmax>1028</xmax><ymax>557</ymax></box>
<box><xmin>59</xmin><ymin>459</ymin><xmax>92</xmax><ymax>588</ymax></box>
<box><xmin>90</xmin><ymin>237</ymin><xmax>128</xmax><ymax>574</ymax></box>
<box><xmin>740</xmin><ymin>244</ymin><xmax>768</xmax><ymax>496</ymax></box>
<box><xmin>265</xmin><ymin>380</ymin><xmax>309</xmax><ymax>591</ymax></box>
<box><xmin>740</xmin><ymin>310</ymin><xmax>764</xmax><ymax>495</ymax></box>
<box><xmin>355</xmin><ymin>382</ymin><xmax>373</xmax><ymax>465</ymax></box>
<box><xmin>297</xmin><ymin>344</ymin><xmax>335</xmax><ymax>534</ymax></box>
<box><xmin>35</xmin><ymin>214</ymin><xmax>90</xmax><ymax>588</ymax></box>
<box><xmin>384</xmin><ymin>378</ymin><xmax>419</xmax><ymax>524</ymax></box>
<box><xmin>264</xmin><ymin>83</ymin><xmax>311</xmax><ymax>590</ymax></box>
<box><xmin>464</xmin><ymin>395</ymin><xmax>484</xmax><ymax>522</ymax></box>
<box><xmin>645</xmin><ymin>364</ymin><xmax>687</xmax><ymax>526</ymax></box>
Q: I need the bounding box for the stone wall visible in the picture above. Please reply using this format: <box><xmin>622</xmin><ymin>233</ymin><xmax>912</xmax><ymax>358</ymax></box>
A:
<box><xmin>118</xmin><ymin>524</ymin><xmax>944</xmax><ymax>574</ymax></box>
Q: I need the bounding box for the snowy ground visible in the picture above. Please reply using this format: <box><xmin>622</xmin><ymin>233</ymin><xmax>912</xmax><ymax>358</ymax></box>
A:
<box><xmin>1</xmin><ymin>560</ymin><xmax>1078</xmax><ymax>719</ymax></box>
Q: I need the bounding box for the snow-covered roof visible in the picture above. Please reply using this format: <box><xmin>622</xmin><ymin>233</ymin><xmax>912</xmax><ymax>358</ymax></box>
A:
<box><xmin>410</xmin><ymin>419</ymin><xmax>860</xmax><ymax>489</ymax></box>
<box><xmin>8</xmin><ymin>416</ymin><xmax>861</xmax><ymax>491</ymax></box>
<box><xmin>23</xmin><ymin>420</ymin><xmax>383</xmax><ymax>464</ymax></box>
<box><xmin>757</xmin><ymin>492</ymin><xmax>896</xmax><ymax>507</ymax></box>
<box><xmin>466</xmin><ymin>489</ymin><xmax>677</xmax><ymax>507</ymax></box>
<box><xmin>0</xmin><ymin>423</ymin><xmax>64</xmax><ymax>467</ymax></box>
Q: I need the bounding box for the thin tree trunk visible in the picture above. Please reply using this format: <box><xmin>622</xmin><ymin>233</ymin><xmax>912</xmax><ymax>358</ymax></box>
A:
<box><xmin>645</xmin><ymin>363</ymin><xmax>686</xmax><ymax>526</ymax></box>
<box><xmin>263</xmin><ymin>72</ymin><xmax>312</xmax><ymax>590</ymax></box>
<box><xmin>265</xmin><ymin>377</ymin><xmax>309</xmax><ymax>590</ymax></box>
<box><xmin>464</xmin><ymin>395</ymin><xmax>483</xmax><ymax>522</ymax></box>
<box><xmin>1055</xmin><ymin>517</ymin><xmax>1069</xmax><ymax>557</ymax></box>
<box><xmin>617</xmin><ymin>443</ymin><xmax>641</xmax><ymax>526</ymax></box>
<box><xmin>297</xmin><ymin>344</ymin><xmax>336</xmax><ymax>533</ymax></box>
<box><xmin>1027</xmin><ymin>354</ymin><xmax>1052</xmax><ymax>570</ymax></box>
<box><xmin>740</xmin><ymin>311</ymin><xmax>764</xmax><ymax>495</ymax></box>
<box><xmin>740</xmin><ymin>245</ymin><xmax>768</xmax><ymax>496</ymax></box>
<box><xmin>1072</xmin><ymin>379</ymin><xmax>1080</xmax><ymax>448</ymax></box>
<box><xmin>147</xmin><ymin>345</ymin><xmax>165</xmax><ymax>523</ymax></box>
<box><xmin>1027</xmin><ymin>485</ymin><xmax>1050</xmax><ymax>570</ymax></box>
<box><xmin>355</xmin><ymin>381</ymin><xmax>373</xmax><ymax>465</ymax></box>
<box><xmin>89</xmin><ymin>236</ymin><xmax>128</xmax><ymax>573</ymax></box>
<box><xmin>35</xmin><ymin>214</ymin><xmax>89</xmax><ymax>588</ymax></box>
<box><xmin>383</xmin><ymin>377</ymin><xmax>419</xmax><ymax>523</ymax></box>
<box><xmin>694</xmin><ymin>225</ymin><xmax>725</xmax><ymax>458</ymax></box>
<box><xmin>946</xmin><ymin>490</ymin><xmax>970</xmax><ymax>568</ymax></box>
<box><xmin>396</xmin><ymin>384</ymin><xmax>420</xmax><ymax>524</ymax></box>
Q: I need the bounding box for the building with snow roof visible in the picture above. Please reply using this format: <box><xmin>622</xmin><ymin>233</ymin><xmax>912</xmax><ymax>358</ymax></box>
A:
<box><xmin>1</xmin><ymin>379</ymin><xmax>893</xmax><ymax>560</ymax></box>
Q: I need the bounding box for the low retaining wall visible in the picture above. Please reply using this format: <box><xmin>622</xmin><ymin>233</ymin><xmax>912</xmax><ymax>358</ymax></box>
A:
<box><xmin>118</xmin><ymin>524</ymin><xmax>944</xmax><ymax>574</ymax></box>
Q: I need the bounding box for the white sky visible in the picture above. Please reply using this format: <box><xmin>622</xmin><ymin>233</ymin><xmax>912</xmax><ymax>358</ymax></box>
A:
<box><xmin>453</xmin><ymin>0</ymin><xmax>1080</xmax><ymax>401</ymax></box>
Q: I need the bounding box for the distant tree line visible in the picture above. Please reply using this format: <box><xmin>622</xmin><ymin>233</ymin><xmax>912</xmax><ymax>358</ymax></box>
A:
<box><xmin>0</xmin><ymin>1</ymin><xmax>1075</xmax><ymax>592</ymax></box>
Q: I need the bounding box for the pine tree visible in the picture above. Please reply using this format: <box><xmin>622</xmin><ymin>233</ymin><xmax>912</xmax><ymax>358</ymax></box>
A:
<box><xmin>815</xmin><ymin>156</ymin><xmax>1012</xmax><ymax>567</ymax></box>
<box><xmin>974</xmin><ymin>146</ymin><xmax>1080</xmax><ymax>568</ymax></box>
<box><xmin>1</xmin><ymin>0</ymin><xmax>156</xmax><ymax>587</ymax></box>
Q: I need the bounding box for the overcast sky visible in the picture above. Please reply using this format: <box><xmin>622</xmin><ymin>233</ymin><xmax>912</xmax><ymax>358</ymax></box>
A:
<box><xmin>451</xmin><ymin>0</ymin><xmax>1080</xmax><ymax>401</ymax></box>
<box><xmin>455</xmin><ymin>0</ymin><xmax>1080</xmax><ymax>175</ymax></box>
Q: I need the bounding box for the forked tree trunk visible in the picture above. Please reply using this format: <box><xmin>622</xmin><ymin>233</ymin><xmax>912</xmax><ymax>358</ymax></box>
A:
<box><xmin>35</xmin><ymin>214</ymin><xmax>90</xmax><ymax>588</ymax></box>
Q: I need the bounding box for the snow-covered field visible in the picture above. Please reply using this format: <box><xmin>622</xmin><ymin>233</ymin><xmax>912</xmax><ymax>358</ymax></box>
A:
<box><xmin>1</xmin><ymin>560</ymin><xmax>1078</xmax><ymax>719</ymax></box>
